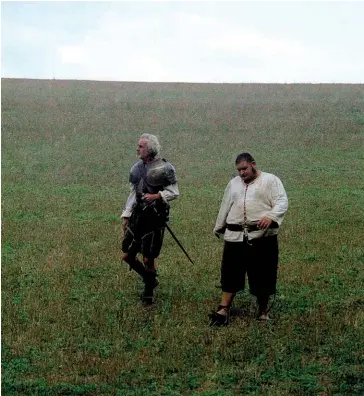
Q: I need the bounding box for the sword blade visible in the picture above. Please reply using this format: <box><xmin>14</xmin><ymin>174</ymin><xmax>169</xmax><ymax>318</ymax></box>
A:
<box><xmin>147</xmin><ymin>202</ymin><xmax>195</xmax><ymax>265</ymax></box>
<box><xmin>165</xmin><ymin>222</ymin><xmax>195</xmax><ymax>265</ymax></box>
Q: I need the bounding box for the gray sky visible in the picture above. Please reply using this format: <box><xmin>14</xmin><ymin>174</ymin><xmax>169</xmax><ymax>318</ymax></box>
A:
<box><xmin>1</xmin><ymin>1</ymin><xmax>364</xmax><ymax>83</ymax></box>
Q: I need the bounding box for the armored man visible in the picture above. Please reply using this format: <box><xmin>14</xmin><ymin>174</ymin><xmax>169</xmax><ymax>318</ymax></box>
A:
<box><xmin>121</xmin><ymin>134</ymin><xmax>179</xmax><ymax>304</ymax></box>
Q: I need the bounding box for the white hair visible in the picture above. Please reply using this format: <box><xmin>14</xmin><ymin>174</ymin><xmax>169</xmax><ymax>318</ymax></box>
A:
<box><xmin>140</xmin><ymin>133</ymin><xmax>161</xmax><ymax>157</ymax></box>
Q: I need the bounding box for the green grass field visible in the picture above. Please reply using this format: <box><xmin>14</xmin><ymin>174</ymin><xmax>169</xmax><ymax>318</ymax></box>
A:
<box><xmin>2</xmin><ymin>78</ymin><xmax>364</xmax><ymax>395</ymax></box>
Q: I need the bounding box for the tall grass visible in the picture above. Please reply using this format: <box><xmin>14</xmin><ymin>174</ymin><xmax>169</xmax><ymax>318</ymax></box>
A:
<box><xmin>2</xmin><ymin>79</ymin><xmax>364</xmax><ymax>395</ymax></box>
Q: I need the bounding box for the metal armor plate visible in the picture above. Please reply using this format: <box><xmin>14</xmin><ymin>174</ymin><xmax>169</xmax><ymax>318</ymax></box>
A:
<box><xmin>146</xmin><ymin>158</ymin><xmax>177</xmax><ymax>187</ymax></box>
<box><xmin>129</xmin><ymin>158</ymin><xmax>177</xmax><ymax>193</ymax></box>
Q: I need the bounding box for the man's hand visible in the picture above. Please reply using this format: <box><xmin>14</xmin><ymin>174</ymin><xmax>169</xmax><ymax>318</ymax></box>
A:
<box><xmin>214</xmin><ymin>226</ymin><xmax>226</xmax><ymax>239</ymax></box>
<box><xmin>257</xmin><ymin>216</ymin><xmax>273</xmax><ymax>230</ymax></box>
<box><xmin>142</xmin><ymin>193</ymin><xmax>160</xmax><ymax>203</ymax></box>
<box><xmin>122</xmin><ymin>218</ymin><xmax>129</xmax><ymax>233</ymax></box>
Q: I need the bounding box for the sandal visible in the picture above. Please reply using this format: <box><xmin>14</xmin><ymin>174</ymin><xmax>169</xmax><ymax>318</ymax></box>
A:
<box><xmin>209</xmin><ymin>305</ymin><xmax>230</xmax><ymax>327</ymax></box>
<box><xmin>258</xmin><ymin>313</ymin><xmax>270</xmax><ymax>321</ymax></box>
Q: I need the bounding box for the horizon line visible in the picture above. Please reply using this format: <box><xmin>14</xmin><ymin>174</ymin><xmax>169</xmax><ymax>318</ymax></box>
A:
<box><xmin>1</xmin><ymin>77</ymin><xmax>363</xmax><ymax>85</ymax></box>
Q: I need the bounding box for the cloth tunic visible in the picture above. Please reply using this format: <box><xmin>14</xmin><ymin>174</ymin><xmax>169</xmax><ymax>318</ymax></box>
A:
<box><xmin>214</xmin><ymin>172</ymin><xmax>288</xmax><ymax>241</ymax></box>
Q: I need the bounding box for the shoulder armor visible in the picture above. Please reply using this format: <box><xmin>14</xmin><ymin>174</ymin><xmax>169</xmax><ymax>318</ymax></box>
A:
<box><xmin>129</xmin><ymin>160</ymin><xmax>144</xmax><ymax>185</ymax></box>
<box><xmin>146</xmin><ymin>158</ymin><xmax>177</xmax><ymax>187</ymax></box>
<box><xmin>162</xmin><ymin>159</ymin><xmax>177</xmax><ymax>185</ymax></box>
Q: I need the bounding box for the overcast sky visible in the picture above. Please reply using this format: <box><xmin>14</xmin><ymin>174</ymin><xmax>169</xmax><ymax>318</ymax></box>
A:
<box><xmin>1</xmin><ymin>1</ymin><xmax>364</xmax><ymax>83</ymax></box>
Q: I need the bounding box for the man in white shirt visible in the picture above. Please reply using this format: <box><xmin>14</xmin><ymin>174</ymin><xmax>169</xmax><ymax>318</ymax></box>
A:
<box><xmin>121</xmin><ymin>134</ymin><xmax>179</xmax><ymax>304</ymax></box>
<box><xmin>210</xmin><ymin>152</ymin><xmax>288</xmax><ymax>325</ymax></box>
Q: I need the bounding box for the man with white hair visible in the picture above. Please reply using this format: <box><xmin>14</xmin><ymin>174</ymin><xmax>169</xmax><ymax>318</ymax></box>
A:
<box><xmin>121</xmin><ymin>134</ymin><xmax>179</xmax><ymax>304</ymax></box>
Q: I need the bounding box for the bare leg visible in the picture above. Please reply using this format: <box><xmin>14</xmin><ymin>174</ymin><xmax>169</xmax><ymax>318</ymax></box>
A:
<box><xmin>257</xmin><ymin>295</ymin><xmax>270</xmax><ymax>320</ymax></box>
<box><xmin>122</xmin><ymin>253</ymin><xmax>156</xmax><ymax>285</ymax></box>
<box><xmin>217</xmin><ymin>291</ymin><xmax>235</xmax><ymax>315</ymax></box>
<box><xmin>209</xmin><ymin>291</ymin><xmax>235</xmax><ymax>326</ymax></box>
<box><xmin>122</xmin><ymin>252</ymin><xmax>147</xmax><ymax>278</ymax></box>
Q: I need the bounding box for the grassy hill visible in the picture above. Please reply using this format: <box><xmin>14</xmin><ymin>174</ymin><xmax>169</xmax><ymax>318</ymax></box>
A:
<box><xmin>2</xmin><ymin>78</ymin><xmax>364</xmax><ymax>395</ymax></box>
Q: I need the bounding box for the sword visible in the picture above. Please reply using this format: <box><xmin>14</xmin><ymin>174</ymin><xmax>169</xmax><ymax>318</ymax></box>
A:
<box><xmin>144</xmin><ymin>199</ymin><xmax>195</xmax><ymax>265</ymax></box>
<box><xmin>164</xmin><ymin>222</ymin><xmax>195</xmax><ymax>265</ymax></box>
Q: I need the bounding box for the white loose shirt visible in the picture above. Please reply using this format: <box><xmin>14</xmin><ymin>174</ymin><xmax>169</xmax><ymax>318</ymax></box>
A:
<box><xmin>121</xmin><ymin>183</ymin><xmax>180</xmax><ymax>218</ymax></box>
<box><xmin>214</xmin><ymin>172</ymin><xmax>288</xmax><ymax>241</ymax></box>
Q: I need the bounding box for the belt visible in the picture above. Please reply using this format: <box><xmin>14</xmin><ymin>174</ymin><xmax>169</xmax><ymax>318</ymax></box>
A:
<box><xmin>134</xmin><ymin>201</ymin><xmax>151</xmax><ymax>210</ymax></box>
<box><xmin>226</xmin><ymin>223</ymin><xmax>278</xmax><ymax>232</ymax></box>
